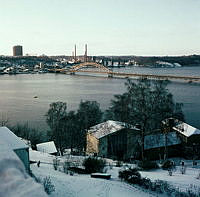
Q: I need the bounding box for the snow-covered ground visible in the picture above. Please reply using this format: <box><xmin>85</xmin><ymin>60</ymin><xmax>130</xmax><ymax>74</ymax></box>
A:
<box><xmin>30</xmin><ymin>150</ymin><xmax>200</xmax><ymax>197</ymax></box>
<box><xmin>30</xmin><ymin>150</ymin><xmax>157</xmax><ymax>197</ymax></box>
<box><xmin>140</xmin><ymin>166</ymin><xmax>200</xmax><ymax>192</ymax></box>
<box><xmin>32</xmin><ymin>164</ymin><xmax>157</xmax><ymax>197</ymax></box>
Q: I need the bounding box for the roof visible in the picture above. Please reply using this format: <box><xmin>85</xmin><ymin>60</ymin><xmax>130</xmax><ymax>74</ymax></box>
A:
<box><xmin>144</xmin><ymin>132</ymin><xmax>181</xmax><ymax>150</ymax></box>
<box><xmin>36</xmin><ymin>141</ymin><xmax>57</xmax><ymax>154</ymax></box>
<box><xmin>173</xmin><ymin>122</ymin><xmax>200</xmax><ymax>137</ymax></box>
<box><xmin>0</xmin><ymin>138</ymin><xmax>20</xmax><ymax>161</ymax></box>
<box><xmin>88</xmin><ymin>120</ymin><xmax>138</xmax><ymax>139</ymax></box>
<box><xmin>0</xmin><ymin>127</ymin><xmax>28</xmax><ymax>150</ymax></box>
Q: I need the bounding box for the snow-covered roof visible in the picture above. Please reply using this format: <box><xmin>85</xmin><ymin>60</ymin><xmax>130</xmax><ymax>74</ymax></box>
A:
<box><xmin>88</xmin><ymin>120</ymin><xmax>138</xmax><ymax>139</ymax></box>
<box><xmin>0</xmin><ymin>127</ymin><xmax>28</xmax><ymax>150</ymax></box>
<box><xmin>36</xmin><ymin>141</ymin><xmax>57</xmax><ymax>154</ymax></box>
<box><xmin>144</xmin><ymin>132</ymin><xmax>181</xmax><ymax>150</ymax></box>
<box><xmin>0</xmin><ymin>139</ymin><xmax>20</xmax><ymax>161</ymax></box>
<box><xmin>173</xmin><ymin>122</ymin><xmax>200</xmax><ymax>137</ymax></box>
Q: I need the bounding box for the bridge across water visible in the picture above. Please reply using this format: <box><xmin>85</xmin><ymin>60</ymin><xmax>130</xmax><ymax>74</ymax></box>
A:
<box><xmin>49</xmin><ymin>62</ymin><xmax>200</xmax><ymax>82</ymax></box>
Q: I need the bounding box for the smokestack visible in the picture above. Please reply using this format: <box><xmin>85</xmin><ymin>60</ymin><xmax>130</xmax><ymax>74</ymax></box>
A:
<box><xmin>84</xmin><ymin>44</ymin><xmax>87</xmax><ymax>62</ymax></box>
<box><xmin>75</xmin><ymin>44</ymin><xmax>77</xmax><ymax>63</ymax></box>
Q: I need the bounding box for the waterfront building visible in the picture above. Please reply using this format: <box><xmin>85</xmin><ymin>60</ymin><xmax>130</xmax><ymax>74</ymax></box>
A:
<box><xmin>13</xmin><ymin>45</ymin><xmax>23</xmax><ymax>56</ymax></box>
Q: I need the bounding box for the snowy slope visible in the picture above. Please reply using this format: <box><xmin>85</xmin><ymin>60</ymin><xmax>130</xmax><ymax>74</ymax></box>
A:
<box><xmin>30</xmin><ymin>150</ymin><xmax>200</xmax><ymax>197</ymax></box>
<box><xmin>140</xmin><ymin>167</ymin><xmax>200</xmax><ymax>192</ymax></box>
<box><xmin>31</xmin><ymin>164</ymin><xmax>156</xmax><ymax>197</ymax></box>
<box><xmin>30</xmin><ymin>150</ymin><xmax>157</xmax><ymax>197</ymax></box>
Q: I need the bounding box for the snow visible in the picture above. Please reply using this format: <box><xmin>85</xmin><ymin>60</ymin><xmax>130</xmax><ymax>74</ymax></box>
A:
<box><xmin>0</xmin><ymin>158</ymin><xmax>48</xmax><ymax>197</ymax></box>
<box><xmin>88</xmin><ymin>120</ymin><xmax>126</xmax><ymax>139</ymax></box>
<box><xmin>30</xmin><ymin>150</ymin><xmax>157</xmax><ymax>197</ymax></box>
<box><xmin>31</xmin><ymin>164</ymin><xmax>156</xmax><ymax>197</ymax></box>
<box><xmin>144</xmin><ymin>132</ymin><xmax>181</xmax><ymax>150</ymax></box>
<box><xmin>0</xmin><ymin>127</ymin><xmax>28</xmax><ymax>150</ymax></box>
<box><xmin>173</xmin><ymin>122</ymin><xmax>200</xmax><ymax>137</ymax></box>
<box><xmin>156</xmin><ymin>61</ymin><xmax>182</xmax><ymax>67</ymax></box>
<box><xmin>174</xmin><ymin>63</ymin><xmax>182</xmax><ymax>67</ymax></box>
<box><xmin>30</xmin><ymin>149</ymin><xmax>200</xmax><ymax>196</ymax></box>
<box><xmin>88</xmin><ymin>120</ymin><xmax>139</xmax><ymax>139</ymax></box>
<box><xmin>36</xmin><ymin>141</ymin><xmax>57</xmax><ymax>154</ymax></box>
<box><xmin>0</xmin><ymin>139</ymin><xmax>47</xmax><ymax>197</ymax></box>
<box><xmin>0</xmin><ymin>139</ymin><xmax>21</xmax><ymax>162</ymax></box>
<box><xmin>140</xmin><ymin>166</ymin><xmax>200</xmax><ymax>192</ymax></box>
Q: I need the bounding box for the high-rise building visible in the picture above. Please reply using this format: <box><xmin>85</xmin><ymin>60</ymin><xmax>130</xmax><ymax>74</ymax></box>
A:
<box><xmin>13</xmin><ymin>45</ymin><xmax>23</xmax><ymax>56</ymax></box>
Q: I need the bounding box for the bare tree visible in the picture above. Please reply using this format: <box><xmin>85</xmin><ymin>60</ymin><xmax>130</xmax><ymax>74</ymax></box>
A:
<box><xmin>106</xmin><ymin>78</ymin><xmax>184</xmax><ymax>160</ymax></box>
<box><xmin>46</xmin><ymin>102</ymin><xmax>67</xmax><ymax>155</ymax></box>
<box><xmin>0</xmin><ymin>113</ymin><xmax>9</xmax><ymax>126</ymax></box>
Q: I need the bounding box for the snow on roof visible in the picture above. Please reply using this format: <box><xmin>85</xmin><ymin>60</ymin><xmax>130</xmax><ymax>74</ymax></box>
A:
<box><xmin>0</xmin><ymin>127</ymin><xmax>28</xmax><ymax>150</ymax></box>
<box><xmin>0</xmin><ymin>139</ymin><xmax>20</xmax><ymax>161</ymax></box>
<box><xmin>173</xmin><ymin>122</ymin><xmax>200</xmax><ymax>137</ymax></box>
<box><xmin>36</xmin><ymin>141</ymin><xmax>57</xmax><ymax>154</ymax></box>
<box><xmin>144</xmin><ymin>132</ymin><xmax>181</xmax><ymax>150</ymax></box>
<box><xmin>88</xmin><ymin>120</ymin><xmax>126</xmax><ymax>139</ymax></box>
<box><xmin>88</xmin><ymin>120</ymin><xmax>138</xmax><ymax>139</ymax></box>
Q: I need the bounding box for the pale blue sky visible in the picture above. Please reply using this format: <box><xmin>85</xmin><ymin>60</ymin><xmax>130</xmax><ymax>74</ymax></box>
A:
<box><xmin>0</xmin><ymin>0</ymin><xmax>200</xmax><ymax>56</ymax></box>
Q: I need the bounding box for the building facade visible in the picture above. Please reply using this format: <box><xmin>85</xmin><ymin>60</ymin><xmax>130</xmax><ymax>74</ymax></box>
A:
<box><xmin>13</xmin><ymin>45</ymin><xmax>23</xmax><ymax>56</ymax></box>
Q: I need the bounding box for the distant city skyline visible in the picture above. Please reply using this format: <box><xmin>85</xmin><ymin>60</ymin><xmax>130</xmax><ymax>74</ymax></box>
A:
<box><xmin>0</xmin><ymin>0</ymin><xmax>200</xmax><ymax>56</ymax></box>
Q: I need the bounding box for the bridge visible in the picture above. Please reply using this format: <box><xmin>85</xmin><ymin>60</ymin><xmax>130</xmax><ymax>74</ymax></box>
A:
<box><xmin>49</xmin><ymin>62</ymin><xmax>200</xmax><ymax>82</ymax></box>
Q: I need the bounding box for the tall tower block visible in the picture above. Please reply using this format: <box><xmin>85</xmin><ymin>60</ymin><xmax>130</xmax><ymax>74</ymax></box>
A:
<box><xmin>13</xmin><ymin>45</ymin><xmax>23</xmax><ymax>56</ymax></box>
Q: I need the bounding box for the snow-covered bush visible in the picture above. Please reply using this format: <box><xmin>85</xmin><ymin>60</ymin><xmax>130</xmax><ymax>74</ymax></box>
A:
<box><xmin>119</xmin><ymin>168</ymin><xmax>141</xmax><ymax>184</ymax></box>
<box><xmin>196</xmin><ymin>172</ymin><xmax>200</xmax><ymax>179</ymax></box>
<box><xmin>83</xmin><ymin>157</ymin><xmax>106</xmax><ymax>173</ymax></box>
<box><xmin>162</xmin><ymin>160</ymin><xmax>176</xmax><ymax>170</ymax></box>
<box><xmin>42</xmin><ymin>176</ymin><xmax>55</xmax><ymax>195</ymax></box>
<box><xmin>53</xmin><ymin>158</ymin><xmax>59</xmax><ymax>170</ymax></box>
<box><xmin>168</xmin><ymin>169</ymin><xmax>173</xmax><ymax>176</ymax></box>
<box><xmin>138</xmin><ymin>160</ymin><xmax>159</xmax><ymax>170</ymax></box>
<box><xmin>180</xmin><ymin>166</ymin><xmax>187</xmax><ymax>174</ymax></box>
<box><xmin>36</xmin><ymin>176</ymin><xmax>55</xmax><ymax>195</ymax></box>
<box><xmin>63</xmin><ymin>161</ymin><xmax>70</xmax><ymax>174</ymax></box>
<box><xmin>116</xmin><ymin>160</ymin><xmax>123</xmax><ymax>167</ymax></box>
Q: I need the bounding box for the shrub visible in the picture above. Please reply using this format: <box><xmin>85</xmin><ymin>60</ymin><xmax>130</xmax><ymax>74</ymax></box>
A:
<box><xmin>180</xmin><ymin>166</ymin><xmax>187</xmax><ymax>174</ymax></box>
<box><xmin>118</xmin><ymin>169</ymin><xmax>200</xmax><ymax>197</ymax></box>
<box><xmin>140</xmin><ymin>177</ymin><xmax>152</xmax><ymax>189</ymax></box>
<box><xmin>83</xmin><ymin>157</ymin><xmax>106</xmax><ymax>173</ymax></box>
<box><xmin>116</xmin><ymin>160</ymin><xmax>123</xmax><ymax>167</ymax></box>
<box><xmin>119</xmin><ymin>168</ymin><xmax>141</xmax><ymax>184</ymax></box>
<box><xmin>138</xmin><ymin>160</ymin><xmax>159</xmax><ymax>170</ymax></box>
<box><xmin>43</xmin><ymin>176</ymin><xmax>55</xmax><ymax>195</ymax></box>
<box><xmin>53</xmin><ymin>158</ymin><xmax>59</xmax><ymax>170</ymax></box>
<box><xmin>162</xmin><ymin>160</ymin><xmax>175</xmax><ymax>170</ymax></box>
<box><xmin>63</xmin><ymin>161</ymin><xmax>70</xmax><ymax>174</ymax></box>
<box><xmin>36</xmin><ymin>176</ymin><xmax>55</xmax><ymax>195</ymax></box>
<box><xmin>68</xmin><ymin>167</ymin><xmax>87</xmax><ymax>174</ymax></box>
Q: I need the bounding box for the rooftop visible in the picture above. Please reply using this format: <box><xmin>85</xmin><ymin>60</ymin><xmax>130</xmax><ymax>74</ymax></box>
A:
<box><xmin>36</xmin><ymin>141</ymin><xmax>57</xmax><ymax>154</ymax></box>
<box><xmin>0</xmin><ymin>127</ymin><xmax>28</xmax><ymax>150</ymax></box>
<box><xmin>144</xmin><ymin>132</ymin><xmax>181</xmax><ymax>150</ymax></box>
<box><xmin>88</xmin><ymin>120</ymin><xmax>138</xmax><ymax>139</ymax></box>
<box><xmin>173</xmin><ymin>122</ymin><xmax>200</xmax><ymax>137</ymax></box>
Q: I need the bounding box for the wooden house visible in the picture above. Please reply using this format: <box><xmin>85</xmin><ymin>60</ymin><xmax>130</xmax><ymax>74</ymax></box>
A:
<box><xmin>86</xmin><ymin>120</ymin><xmax>140</xmax><ymax>160</ymax></box>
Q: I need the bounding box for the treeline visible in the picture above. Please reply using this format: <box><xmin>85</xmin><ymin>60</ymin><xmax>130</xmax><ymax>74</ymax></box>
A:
<box><xmin>0</xmin><ymin>56</ymin><xmax>58</xmax><ymax>67</ymax></box>
<box><xmin>96</xmin><ymin>55</ymin><xmax>200</xmax><ymax>66</ymax></box>
<box><xmin>134</xmin><ymin>55</ymin><xmax>200</xmax><ymax>66</ymax></box>
<box><xmin>9</xmin><ymin>78</ymin><xmax>184</xmax><ymax>160</ymax></box>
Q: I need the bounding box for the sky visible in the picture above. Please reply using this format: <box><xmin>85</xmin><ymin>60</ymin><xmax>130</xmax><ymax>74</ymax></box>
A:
<box><xmin>0</xmin><ymin>0</ymin><xmax>200</xmax><ymax>56</ymax></box>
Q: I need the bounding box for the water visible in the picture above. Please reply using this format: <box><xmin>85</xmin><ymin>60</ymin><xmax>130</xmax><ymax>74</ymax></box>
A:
<box><xmin>0</xmin><ymin>66</ymin><xmax>200</xmax><ymax>130</ymax></box>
